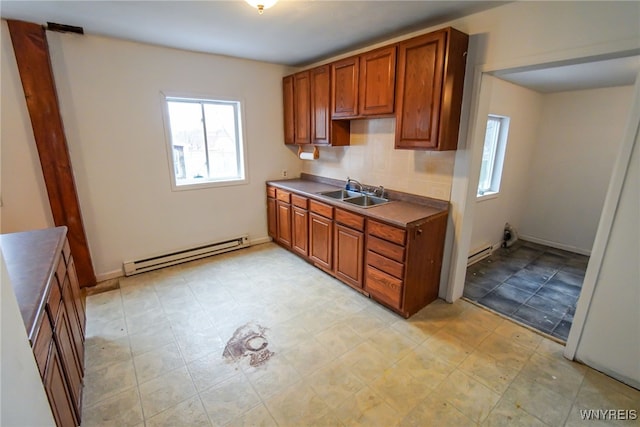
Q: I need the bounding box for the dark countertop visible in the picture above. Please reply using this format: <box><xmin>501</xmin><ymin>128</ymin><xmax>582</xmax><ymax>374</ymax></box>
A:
<box><xmin>267</xmin><ymin>176</ymin><xmax>449</xmax><ymax>227</ymax></box>
<box><xmin>0</xmin><ymin>226</ymin><xmax>67</xmax><ymax>343</ymax></box>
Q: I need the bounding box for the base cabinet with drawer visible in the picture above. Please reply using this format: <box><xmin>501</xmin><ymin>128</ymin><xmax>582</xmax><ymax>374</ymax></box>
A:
<box><xmin>267</xmin><ymin>184</ymin><xmax>449</xmax><ymax>317</ymax></box>
<box><xmin>308</xmin><ymin>199</ymin><xmax>334</xmax><ymax>271</ymax></box>
<box><xmin>334</xmin><ymin>208</ymin><xmax>365</xmax><ymax>289</ymax></box>
<box><xmin>1</xmin><ymin>227</ymin><xmax>86</xmax><ymax>426</ymax></box>
<box><xmin>366</xmin><ymin>216</ymin><xmax>448</xmax><ymax>316</ymax></box>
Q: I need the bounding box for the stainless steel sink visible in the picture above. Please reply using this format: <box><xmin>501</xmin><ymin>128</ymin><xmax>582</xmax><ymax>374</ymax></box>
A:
<box><xmin>342</xmin><ymin>195</ymin><xmax>389</xmax><ymax>207</ymax></box>
<box><xmin>318</xmin><ymin>189</ymin><xmax>389</xmax><ymax>208</ymax></box>
<box><xmin>317</xmin><ymin>189</ymin><xmax>362</xmax><ymax>200</ymax></box>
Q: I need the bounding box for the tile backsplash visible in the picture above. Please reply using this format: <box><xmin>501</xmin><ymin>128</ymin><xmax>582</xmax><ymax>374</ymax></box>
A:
<box><xmin>302</xmin><ymin>118</ymin><xmax>456</xmax><ymax>201</ymax></box>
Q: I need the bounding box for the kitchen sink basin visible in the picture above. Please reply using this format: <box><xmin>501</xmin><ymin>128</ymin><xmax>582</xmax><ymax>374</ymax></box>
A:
<box><xmin>342</xmin><ymin>195</ymin><xmax>389</xmax><ymax>207</ymax></box>
<box><xmin>317</xmin><ymin>189</ymin><xmax>362</xmax><ymax>200</ymax></box>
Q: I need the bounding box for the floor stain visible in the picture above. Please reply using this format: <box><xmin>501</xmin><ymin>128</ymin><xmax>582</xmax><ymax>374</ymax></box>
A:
<box><xmin>223</xmin><ymin>322</ymin><xmax>274</xmax><ymax>367</ymax></box>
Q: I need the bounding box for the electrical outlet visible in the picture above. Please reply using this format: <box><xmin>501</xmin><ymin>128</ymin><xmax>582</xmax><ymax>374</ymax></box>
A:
<box><xmin>281</xmin><ymin>169</ymin><xmax>288</xmax><ymax>178</ymax></box>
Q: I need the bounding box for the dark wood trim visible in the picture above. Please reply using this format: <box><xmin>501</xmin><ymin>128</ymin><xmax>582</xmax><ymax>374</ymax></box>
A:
<box><xmin>8</xmin><ymin>20</ymin><xmax>96</xmax><ymax>288</ymax></box>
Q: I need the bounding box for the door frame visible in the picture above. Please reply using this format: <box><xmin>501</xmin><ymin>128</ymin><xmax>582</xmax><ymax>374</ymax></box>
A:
<box><xmin>446</xmin><ymin>42</ymin><xmax>640</xmax><ymax>361</ymax></box>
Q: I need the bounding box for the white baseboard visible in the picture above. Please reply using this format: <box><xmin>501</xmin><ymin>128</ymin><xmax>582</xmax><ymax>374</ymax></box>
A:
<box><xmin>95</xmin><ymin>269</ymin><xmax>124</xmax><ymax>283</ymax></box>
<box><xmin>519</xmin><ymin>234</ymin><xmax>591</xmax><ymax>256</ymax></box>
<box><xmin>96</xmin><ymin>237</ymin><xmax>272</xmax><ymax>283</ymax></box>
<box><xmin>250</xmin><ymin>236</ymin><xmax>273</xmax><ymax>246</ymax></box>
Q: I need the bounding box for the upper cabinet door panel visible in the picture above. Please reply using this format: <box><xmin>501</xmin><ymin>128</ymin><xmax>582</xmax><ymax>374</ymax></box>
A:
<box><xmin>331</xmin><ymin>56</ymin><xmax>359</xmax><ymax>119</ymax></box>
<box><xmin>294</xmin><ymin>71</ymin><xmax>311</xmax><ymax>144</ymax></box>
<box><xmin>395</xmin><ymin>31</ymin><xmax>445</xmax><ymax>149</ymax></box>
<box><xmin>310</xmin><ymin>65</ymin><xmax>331</xmax><ymax>145</ymax></box>
<box><xmin>283</xmin><ymin>75</ymin><xmax>295</xmax><ymax>145</ymax></box>
<box><xmin>395</xmin><ymin>28</ymin><xmax>468</xmax><ymax>150</ymax></box>
<box><xmin>359</xmin><ymin>46</ymin><xmax>396</xmax><ymax>116</ymax></box>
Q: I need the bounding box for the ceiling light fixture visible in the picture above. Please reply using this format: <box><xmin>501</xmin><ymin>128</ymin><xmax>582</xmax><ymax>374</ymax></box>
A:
<box><xmin>245</xmin><ymin>0</ymin><xmax>277</xmax><ymax>14</ymax></box>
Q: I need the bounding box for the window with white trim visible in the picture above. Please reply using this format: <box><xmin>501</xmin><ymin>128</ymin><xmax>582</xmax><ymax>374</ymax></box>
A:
<box><xmin>477</xmin><ymin>114</ymin><xmax>510</xmax><ymax>198</ymax></box>
<box><xmin>163</xmin><ymin>96</ymin><xmax>246</xmax><ymax>189</ymax></box>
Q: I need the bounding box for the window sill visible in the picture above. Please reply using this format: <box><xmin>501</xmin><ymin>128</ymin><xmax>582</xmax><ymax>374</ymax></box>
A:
<box><xmin>476</xmin><ymin>192</ymin><xmax>499</xmax><ymax>202</ymax></box>
<box><xmin>171</xmin><ymin>177</ymin><xmax>248</xmax><ymax>192</ymax></box>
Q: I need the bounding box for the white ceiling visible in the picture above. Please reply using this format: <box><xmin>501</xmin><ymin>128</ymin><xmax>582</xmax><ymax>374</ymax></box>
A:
<box><xmin>495</xmin><ymin>55</ymin><xmax>640</xmax><ymax>93</ymax></box>
<box><xmin>0</xmin><ymin>0</ymin><xmax>505</xmax><ymax>66</ymax></box>
<box><xmin>2</xmin><ymin>1</ymin><xmax>637</xmax><ymax>92</ymax></box>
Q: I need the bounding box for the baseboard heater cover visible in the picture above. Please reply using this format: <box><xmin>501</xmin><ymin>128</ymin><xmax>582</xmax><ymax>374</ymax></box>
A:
<box><xmin>467</xmin><ymin>245</ymin><xmax>493</xmax><ymax>266</ymax></box>
<box><xmin>123</xmin><ymin>235</ymin><xmax>249</xmax><ymax>276</ymax></box>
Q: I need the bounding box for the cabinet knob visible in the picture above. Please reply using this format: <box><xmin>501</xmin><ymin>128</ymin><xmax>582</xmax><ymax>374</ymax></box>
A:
<box><xmin>416</xmin><ymin>229</ymin><xmax>423</xmax><ymax>235</ymax></box>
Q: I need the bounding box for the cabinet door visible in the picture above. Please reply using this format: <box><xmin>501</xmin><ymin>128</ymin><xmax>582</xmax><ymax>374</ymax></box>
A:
<box><xmin>276</xmin><ymin>201</ymin><xmax>292</xmax><ymax>248</ymax></box>
<box><xmin>292</xmin><ymin>206</ymin><xmax>308</xmax><ymax>257</ymax></box>
<box><xmin>310</xmin><ymin>65</ymin><xmax>331</xmax><ymax>145</ymax></box>
<box><xmin>54</xmin><ymin>304</ymin><xmax>83</xmax><ymax>421</ymax></box>
<box><xmin>334</xmin><ymin>224</ymin><xmax>364</xmax><ymax>288</ymax></box>
<box><xmin>395</xmin><ymin>31</ymin><xmax>446</xmax><ymax>149</ymax></box>
<box><xmin>267</xmin><ymin>197</ymin><xmax>277</xmax><ymax>238</ymax></box>
<box><xmin>309</xmin><ymin>213</ymin><xmax>333</xmax><ymax>270</ymax></box>
<box><xmin>44</xmin><ymin>340</ymin><xmax>78</xmax><ymax>427</ymax></box>
<box><xmin>294</xmin><ymin>71</ymin><xmax>311</xmax><ymax>144</ymax></box>
<box><xmin>359</xmin><ymin>46</ymin><xmax>396</xmax><ymax>116</ymax></box>
<box><xmin>283</xmin><ymin>75</ymin><xmax>295</xmax><ymax>145</ymax></box>
<box><xmin>62</xmin><ymin>272</ymin><xmax>84</xmax><ymax>370</ymax></box>
<box><xmin>331</xmin><ymin>56</ymin><xmax>359</xmax><ymax>119</ymax></box>
<box><xmin>67</xmin><ymin>259</ymin><xmax>86</xmax><ymax>333</ymax></box>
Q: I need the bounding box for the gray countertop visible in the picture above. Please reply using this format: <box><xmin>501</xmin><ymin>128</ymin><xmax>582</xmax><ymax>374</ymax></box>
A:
<box><xmin>267</xmin><ymin>178</ymin><xmax>448</xmax><ymax>228</ymax></box>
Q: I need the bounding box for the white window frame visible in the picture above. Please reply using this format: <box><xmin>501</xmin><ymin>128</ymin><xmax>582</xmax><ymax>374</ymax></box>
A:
<box><xmin>161</xmin><ymin>92</ymin><xmax>249</xmax><ymax>191</ymax></box>
<box><xmin>477</xmin><ymin>114</ymin><xmax>510</xmax><ymax>200</ymax></box>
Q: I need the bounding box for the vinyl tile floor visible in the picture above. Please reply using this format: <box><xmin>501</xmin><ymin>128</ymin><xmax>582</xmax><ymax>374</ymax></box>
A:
<box><xmin>464</xmin><ymin>240</ymin><xmax>589</xmax><ymax>341</ymax></box>
<box><xmin>81</xmin><ymin>243</ymin><xmax>639</xmax><ymax>426</ymax></box>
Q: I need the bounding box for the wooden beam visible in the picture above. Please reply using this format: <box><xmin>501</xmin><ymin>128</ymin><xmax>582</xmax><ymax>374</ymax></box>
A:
<box><xmin>8</xmin><ymin>20</ymin><xmax>96</xmax><ymax>288</ymax></box>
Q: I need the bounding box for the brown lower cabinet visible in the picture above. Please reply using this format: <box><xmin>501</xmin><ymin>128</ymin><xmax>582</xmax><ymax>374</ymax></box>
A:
<box><xmin>309</xmin><ymin>211</ymin><xmax>333</xmax><ymax>270</ymax></box>
<box><xmin>267</xmin><ymin>185</ymin><xmax>448</xmax><ymax>317</ymax></box>
<box><xmin>1</xmin><ymin>227</ymin><xmax>85</xmax><ymax>426</ymax></box>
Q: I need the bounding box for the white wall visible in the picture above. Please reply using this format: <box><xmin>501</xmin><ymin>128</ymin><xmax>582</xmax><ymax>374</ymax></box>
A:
<box><xmin>1</xmin><ymin>22</ymin><xmax>301</xmax><ymax>278</ymax></box>
<box><xmin>1</xmin><ymin>254</ymin><xmax>56</xmax><ymax>426</ymax></box>
<box><xmin>575</xmin><ymin>104</ymin><xmax>640</xmax><ymax>388</ymax></box>
<box><xmin>469</xmin><ymin>76</ymin><xmax>543</xmax><ymax>253</ymax></box>
<box><xmin>0</xmin><ymin>23</ymin><xmax>54</xmax><ymax>232</ymax></box>
<box><xmin>519</xmin><ymin>86</ymin><xmax>634</xmax><ymax>254</ymax></box>
<box><xmin>304</xmin><ymin>119</ymin><xmax>457</xmax><ymax>201</ymax></box>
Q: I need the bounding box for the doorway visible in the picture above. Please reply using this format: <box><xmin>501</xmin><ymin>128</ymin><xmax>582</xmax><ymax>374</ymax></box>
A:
<box><xmin>460</xmin><ymin>55</ymin><xmax>639</xmax><ymax>342</ymax></box>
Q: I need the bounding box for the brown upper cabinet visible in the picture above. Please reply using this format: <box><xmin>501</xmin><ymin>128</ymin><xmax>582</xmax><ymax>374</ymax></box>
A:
<box><xmin>331</xmin><ymin>56</ymin><xmax>359</xmax><ymax>119</ymax></box>
<box><xmin>331</xmin><ymin>46</ymin><xmax>396</xmax><ymax>119</ymax></box>
<box><xmin>293</xmin><ymin>71</ymin><xmax>311</xmax><ymax>144</ymax></box>
<box><xmin>283</xmin><ymin>67</ymin><xmax>349</xmax><ymax>146</ymax></box>
<box><xmin>395</xmin><ymin>27</ymin><xmax>469</xmax><ymax>150</ymax></box>
<box><xmin>282</xmin><ymin>75</ymin><xmax>295</xmax><ymax>144</ymax></box>
<box><xmin>358</xmin><ymin>45</ymin><xmax>397</xmax><ymax>117</ymax></box>
<box><xmin>282</xmin><ymin>26</ymin><xmax>468</xmax><ymax>150</ymax></box>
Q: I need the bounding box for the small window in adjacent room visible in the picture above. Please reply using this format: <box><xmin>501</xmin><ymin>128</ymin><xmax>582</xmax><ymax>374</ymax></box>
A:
<box><xmin>163</xmin><ymin>95</ymin><xmax>246</xmax><ymax>190</ymax></box>
<box><xmin>477</xmin><ymin>114</ymin><xmax>510</xmax><ymax>198</ymax></box>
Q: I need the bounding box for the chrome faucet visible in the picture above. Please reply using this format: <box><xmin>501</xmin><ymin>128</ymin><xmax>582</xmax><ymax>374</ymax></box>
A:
<box><xmin>373</xmin><ymin>185</ymin><xmax>385</xmax><ymax>198</ymax></box>
<box><xmin>346</xmin><ymin>177</ymin><xmax>364</xmax><ymax>192</ymax></box>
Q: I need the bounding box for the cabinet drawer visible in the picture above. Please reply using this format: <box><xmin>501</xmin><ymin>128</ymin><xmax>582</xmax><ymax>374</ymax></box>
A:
<box><xmin>367</xmin><ymin>235</ymin><xmax>405</xmax><ymax>263</ymax></box>
<box><xmin>309</xmin><ymin>199</ymin><xmax>334</xmax><ymax>219</ymax></box>
<box><xmin>367</xmin><ymin>250</ymin><xmax>404</xmax><ymax>279</ymax></box>
<box><xmin>335</xmin><ymin>208</ymin><xmax>364</xmax><ymax>231</ymax></box>
<box><xmin>276</xmin><ymin>188</ymin><xmax>291</xmax><ymax>203</ymax></box>
<box><xmin>291</xmin><ymin>194</ymin><xmax>308</xmax><ymax>209</ymax></box>
<box><xmin>47</xmin><ymin>277</ymin><xmax>62</xmax><ymax>323</ymax></box>
<box><xmin>366</xmin><ymin>265</ymin><xmax>403</xmax><ymax>308</ymax></box>
<box><xmin>33</xmin><ymin>317</ymin><xmax>53</xmax><ymax>378</ymax></box>
<box><xmin>267</xmin><ymin>186</ymin><xmax>276</xmax><ymax>199</ymax></box>
<box><xmin>368</xmin><ymin>220</ymin><xmax>406</xmax><ymax>245</ymax></box>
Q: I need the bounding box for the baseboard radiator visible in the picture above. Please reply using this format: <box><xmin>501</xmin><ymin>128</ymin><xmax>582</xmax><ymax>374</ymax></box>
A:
<box><xmin>467</xmin><ymin>244</ymin><xmax>493</xmax><ymax>266</ymax></box>
<box><xmin>123</xmin><ymin>235</ymin><xmax>250</xmax><ymax>276</ymax></box>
